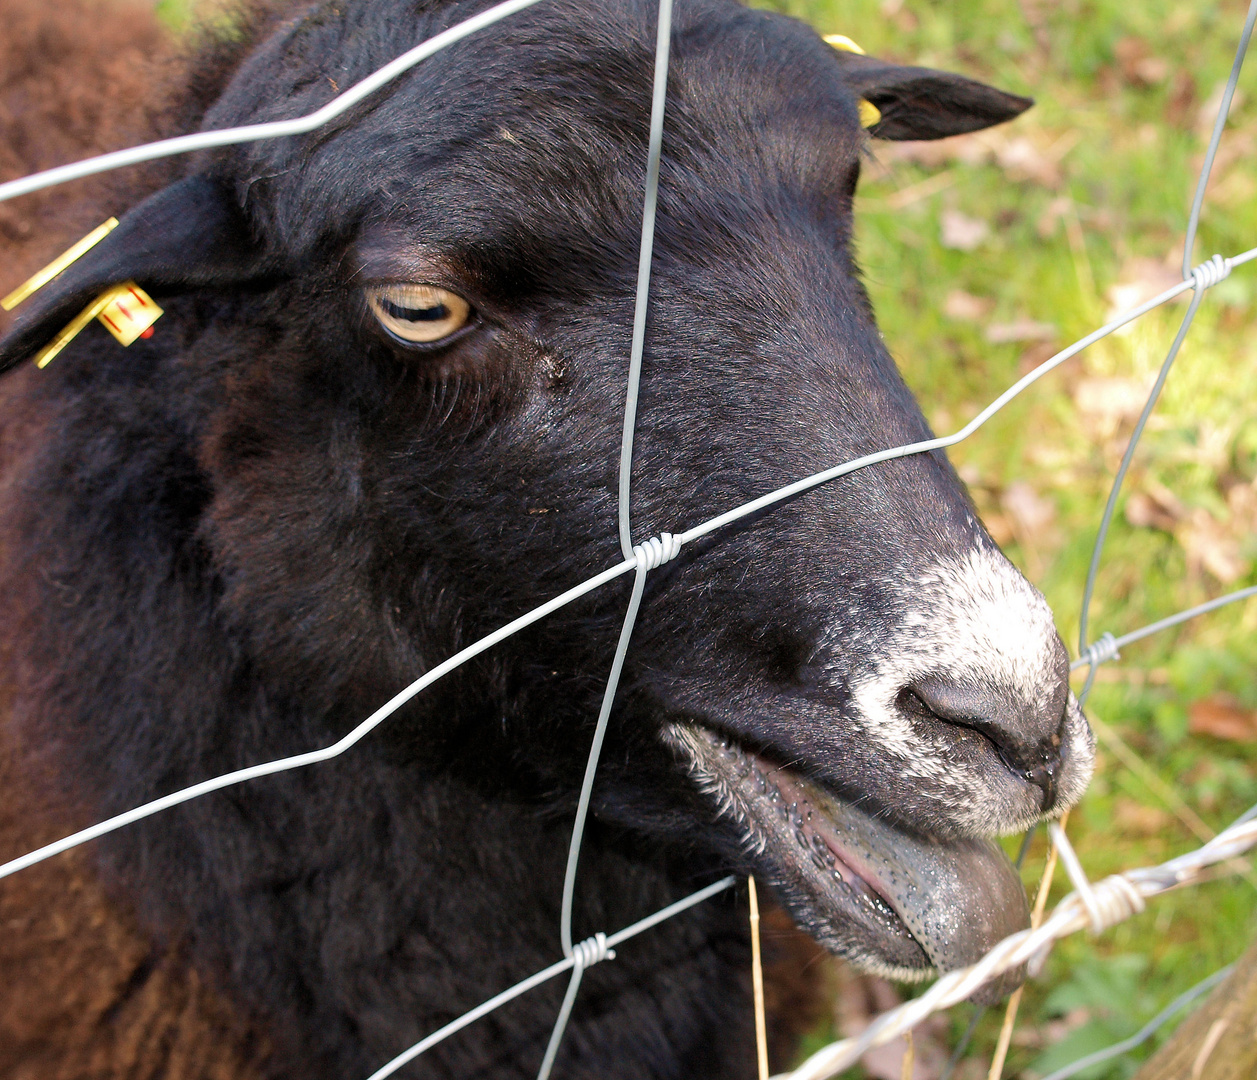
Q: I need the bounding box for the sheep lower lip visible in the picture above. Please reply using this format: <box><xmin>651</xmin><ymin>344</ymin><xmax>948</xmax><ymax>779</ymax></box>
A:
<box><xmin>666</xmin><ymin>722</ymin><xmax>1031</xmax><ymax>1002</ymax></box>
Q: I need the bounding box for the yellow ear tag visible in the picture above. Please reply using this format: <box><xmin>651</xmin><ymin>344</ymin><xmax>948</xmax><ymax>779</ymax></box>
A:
<box><xmin>857</xmin><ymin>99</ymin><xmax>882</xmax><ymax>128</ymax></box>
<box><xmin>97</xmin><ymin>282</ymin><xmax>162</xmax><ymax>346</ymax></box>
<box><xmin>2</xmin><ymin>218</ymin><xmax>120</xmax><ymax>312</ymax></box>
<box><xmin>33</xmin><ymin>282</ymin><xmax>163</xmax><ymax>369</ymax></box>
<box><xmin>823</xmin><ymin>34</ymin><xmax>866</xmax><ymax>54</ymax></box>
<box><xmin>823</xmin><ymin>34</ymin><xmax>882</xmax><ymax>129</ymax></box>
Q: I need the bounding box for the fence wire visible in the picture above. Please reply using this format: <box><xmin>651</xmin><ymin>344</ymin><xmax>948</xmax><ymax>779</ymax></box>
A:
<box><xmin>0</xmin><ymin>0</ymin><xmax>1255</xmax><ymax>1078</ymax></box>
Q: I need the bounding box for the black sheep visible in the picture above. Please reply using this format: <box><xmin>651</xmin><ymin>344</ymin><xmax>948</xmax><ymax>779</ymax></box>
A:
<box><xmin>0</xmin><ymin>1</ymin><xmax>1094</xmax><ymax>1076</ymax></box>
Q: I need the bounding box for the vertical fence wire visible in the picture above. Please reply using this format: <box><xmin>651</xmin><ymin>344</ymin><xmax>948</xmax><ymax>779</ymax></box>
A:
<box><xmin>547</xmin><ymin>2</ymin><xmax>675</xmax><ymax>1069</ymax></box>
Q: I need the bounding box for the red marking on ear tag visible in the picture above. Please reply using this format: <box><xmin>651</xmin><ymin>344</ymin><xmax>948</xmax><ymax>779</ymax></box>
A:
<box><xmin>96</xmin><ymin>281</ymin><xmax>163</xmax><ymax>345</ymax></box>
<box><xmin>140</xmin><ymin>327</ymin><xmax>155</xmax><ymax>339</ymax></box>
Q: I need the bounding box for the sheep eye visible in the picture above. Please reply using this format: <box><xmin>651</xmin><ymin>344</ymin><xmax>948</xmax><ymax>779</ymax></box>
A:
<box><xmin>366</xmin><ymin>284</ymin><xmax>472</xmax><ymax>344</ymax></box>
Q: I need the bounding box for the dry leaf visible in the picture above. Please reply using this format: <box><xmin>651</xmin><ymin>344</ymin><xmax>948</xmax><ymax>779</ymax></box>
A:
<box><xmin>1113</xmin><ymin>797</ymin><xmax>1172</xmax><ymax>836</ymax></box>
<box><xmin>943</xmin><ymin>289</ymin><xmax>995</xmax><ymax>321</ymax></box>
<box><xmin>1125</xmin><ymin>485</ymin><xmax>1185</xmax><ymax>531</ymax></box>
<box><xmin>994</xmin><ymin>135</ymin><xmax>1070</xmax><ymax>187</ymax></box>
<box><xmin>1072</xmin><ymin>377</ymin><xmax>1153</xmax><ymax>433</ymax></box>
<box><xmin>1037</xmin><ymin>195</ymin><xmax>1072</xmax><ymax>238</ymax></box>
<box><xmin>1019</xmin><ymin>339</ymin><xmax>1060</xmax><ymax>375</ymax></box>
<box><xmin>836</xmin><ymin>971</ymin><xmax>949</xmax><ymax>1080</ymax></box>
<box><xmin>1208</xmin><ymin>166</ymin><xmax>1257</xmax><ymax>211</ymax></box>
<box><xmin>1227</xmin><ymin>480</ymin><xmax>1257</xmax><ymax>534</ymax></box>
<box><xmin>1197</xmin><ymin>82</ymin><xmax>1247</xmax><ymax>136</ymax></box>
<box><xmin>880</xmin><ymin>129</ymin><xmax>1075</xmax><ymax>189</ymax></box>
<box><xmin>986</xmin><ymin>320</ymin><xmax>1056</xmax><ymax>344</ymax></box>
<box><xmin>1189</xmin><ymin>695</ymin><xmax>1257</xmax><ymax>742</ymax></box>
<box><xmin>1114</xmin><ymin>37</ymin><xmax>1170</xmax><ymax>86</ymax></box>
<box><xmin>940</xmin><ymin>209</ymin><xmax>990</xmax><ymax>251</ymax></box>
<box><xmin>1177</xmin><ymin>507</ymin><xmax>1247</xmax><ymax>583</ymax></box>
<box><xmin>1003</xmin><ymin>482</ymin><xmax>1056</xmax><ymax>536</ymax></box>
<box><xmin>1167</xmin><ymin>69</ymin><xmax>1198</xmax><ymax>128</ymax></box>
<box><xmin>1105</xmin><ymin>256</ymin><xmax>1184</xmax><ymax>321</ymax></box>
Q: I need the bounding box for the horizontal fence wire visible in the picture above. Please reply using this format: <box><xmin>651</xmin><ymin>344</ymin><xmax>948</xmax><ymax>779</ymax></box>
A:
<box><xmin>1</xmin><ymin>0</ymin><xmax>1255</xmax><ymax>1076</ymax></box>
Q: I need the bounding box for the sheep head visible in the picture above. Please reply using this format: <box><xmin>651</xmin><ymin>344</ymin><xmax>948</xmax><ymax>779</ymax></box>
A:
<box><xmin>0</xmin><ymin>0</ymin><xmax>1091</xmax><ymax>1004</ymax></box>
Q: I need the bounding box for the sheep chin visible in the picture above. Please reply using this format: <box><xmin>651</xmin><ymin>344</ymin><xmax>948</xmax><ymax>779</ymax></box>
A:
<box><xmin>664</xmin><ymin>722</ymin><xmax>1030</xmax><ymax>1005</ymax></box>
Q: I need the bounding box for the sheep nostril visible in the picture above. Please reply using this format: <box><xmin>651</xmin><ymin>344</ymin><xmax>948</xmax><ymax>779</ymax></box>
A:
<box><xmin>996</xmin><ymin>748</ymin><xmax>1060</xmax><ymax>810</ymax></box>
<box><xmin>898</xmin><ymin>674</ymin><xmax>1066</xmax><ymax>810</ymax></box>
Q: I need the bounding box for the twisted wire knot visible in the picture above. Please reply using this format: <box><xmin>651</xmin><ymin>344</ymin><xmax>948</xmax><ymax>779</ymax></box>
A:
<box><xmin>571</xmin><ymin>932</ymin><xmax>615</xmax><ymax>970</ymax></box>
<box><xmin>1190</xmin><ymin>253</ymin><xmax>1233</xmax><ymax>291</ymax></box>
<box><xmin>1087</xmin><ymin>874</ymin><xmax>1147</xmax><ymax>932</ymax></box>
<box><xmin>1079</xmin><ymin>631</ymin><xmax>1120</xmax><ymax>669</ymax></box>
<box><xmin>1051</xmin><ymin>821</ymin><xmax>1146</xmax><ymax>933</ymax></box>
<box><xmin>633</xmin><ymin>532</ymin><xmax>682</xmax><ymax>571</ymax></box>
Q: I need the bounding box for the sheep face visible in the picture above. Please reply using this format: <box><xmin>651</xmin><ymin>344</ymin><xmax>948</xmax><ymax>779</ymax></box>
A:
<box><xmin>0</xmin><ymin>0</ymin><xmax>1092</xmax><ymax>1001</ymax></box>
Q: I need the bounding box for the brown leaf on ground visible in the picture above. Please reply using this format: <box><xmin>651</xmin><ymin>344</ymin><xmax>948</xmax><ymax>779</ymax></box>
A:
<box><xmin>943</xmin><ymin>289</ymin><xmax>995</xmax><ymax>321</ymax></box>
<box><xmin>1167</xmin><ymin>70</ymin><xmax>1198</xmax><ymax>128</ymax></box>
<box><xmin>941</xmin><ymin>209</ymin><xmax>989</xmax><ymax>251</ymax></box>
<box><xmin>986</xmin><ymin>319</ymin><xmax>1056</xmax><ymax>344</ymax></box>
<box><xmin>1113</xmin><ymin>797</ymin><xmax>1172</xmax><ymax>836</ymax></box>
<box><xmin>1197</xmin><ymin>82</ymin><xmax>1247</xmax><ymax>136</ymax></box>
<box><xmin>1190</xmin><ymin>695</ymin><xmax>1257</xmax><ymax>742</ymax></box>
<box><xmin>1071</xmin><ymin>376</ymin><xmax>1154</xmax><ymax>438</ymax></box>
<box><xmin>983</xmin><ymin>511</ymin><xmax>1015</xmax><ymax>547</ymax></box>
<box><xmin>879</xmin><ymin>129</ymin><xmax>1076</xmax><ymax>189</ymax></box>
<box><xmin>1177</xmin><ymin>507</ymin><xmax>1247</xmax><ymax>583</ymax></box>
<box><xmin>1003</xmin><ymin>482</ymin><xmax>1056</xmax><ymax>537</ymax></box>
<box><xmin>1227</xmin><ymin>481</ymin><xmax>1257</xmax><ymax>534</ymax></box>
<box><xmin>1114</xmin><ymin>36</ymin><xmax>1170</xmax><ymax>86</ymax></box>
<box><xmin>1019</xmin><ymin>339</ymin><xmax>1060</xmax><ymax>375</ymax></box>
<box><xmin>1105</xmin><ymin>256</ymin><xmax>1184</xmax><ymax>321</ymax></box>
<box><xmin>1036</xmin><ymin>195</ymin><xmax>1072</xmax><ymax>238</ymax></box>
<box><xmin>1125</xmin><ymin>484</ymin><xmax>1185</xmax><ymax>531</ymax></box>
<box><xmin>836</xmin><ymin>970</ymin><xmax>949</xmax><ymax>1080</ymax></box>
<box><xmin>994</xmin><ymin>135</ymin><xmax>1069</xmax><ymax>187</ymax></box>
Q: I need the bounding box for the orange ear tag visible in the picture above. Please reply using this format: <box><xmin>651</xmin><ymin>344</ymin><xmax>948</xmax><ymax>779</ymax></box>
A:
<box><xmin>823</xmin><ymin>34</ymin><xmax>883</xmax><ymax>129</ymax></box>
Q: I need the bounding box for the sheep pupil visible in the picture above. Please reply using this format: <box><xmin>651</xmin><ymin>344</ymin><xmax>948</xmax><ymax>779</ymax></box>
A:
<box><xmin>383</xmin><ymin>298</ymin><xmax>447</xmax><ymax>323</ymax></box>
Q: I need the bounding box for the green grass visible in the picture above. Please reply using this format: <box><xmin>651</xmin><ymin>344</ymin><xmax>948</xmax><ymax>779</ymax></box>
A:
<box><xmin>753</xmin><ymin>0</ymin><xmax>1257</xmax><ymax>1076</ymax></box>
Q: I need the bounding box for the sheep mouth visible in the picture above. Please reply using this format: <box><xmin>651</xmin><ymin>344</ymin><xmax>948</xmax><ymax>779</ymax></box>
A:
<box><xmin>664</xmin><ymin>722</ymin><xmax>1030</xmax><ymax>1003</ymax></box>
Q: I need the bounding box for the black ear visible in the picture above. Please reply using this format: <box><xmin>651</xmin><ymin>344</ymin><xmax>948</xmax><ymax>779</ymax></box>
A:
<box><xmin>0</xmin><ymin>175</ymin><xmax>274</xmax><ymax>374</ymax></box>
<box><xmin>835</xmin><ymin>53</ymin><xmax>1033</xmax><ymax>141</ymax></box>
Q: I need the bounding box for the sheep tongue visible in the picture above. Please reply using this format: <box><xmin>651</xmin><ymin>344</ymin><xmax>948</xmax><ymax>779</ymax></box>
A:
<box><xmin>772</xmin><ymin>768</ymin><xmax>1031</xmax><ymax>1004</ymax></box>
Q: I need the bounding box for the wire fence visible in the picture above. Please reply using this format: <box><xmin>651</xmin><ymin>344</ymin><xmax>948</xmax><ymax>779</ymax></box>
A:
<box><xmin>1</xmin><ymin>0</ymin><xmax>1255</xmax><ymax>1077</ymax></box>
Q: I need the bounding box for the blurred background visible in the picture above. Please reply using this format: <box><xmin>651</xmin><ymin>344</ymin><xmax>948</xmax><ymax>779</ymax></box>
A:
<box><xmin>24</xmin><ymin>0</ymin><xmax>1257</xmax><ymax>1076</ymax></box>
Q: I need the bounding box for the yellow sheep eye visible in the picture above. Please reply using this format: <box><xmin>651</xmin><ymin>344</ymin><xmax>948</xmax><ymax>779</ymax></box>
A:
<box><xmin>367</xmin><ymin>284</ymin><xmax>472</xmax><ymax>344</ymax></box>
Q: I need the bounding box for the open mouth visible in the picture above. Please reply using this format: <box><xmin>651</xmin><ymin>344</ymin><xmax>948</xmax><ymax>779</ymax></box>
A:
<box><xmin>665</xmin><ymin>722</ymin><xmax>1030</xmax><ymax>1003</ymax></box>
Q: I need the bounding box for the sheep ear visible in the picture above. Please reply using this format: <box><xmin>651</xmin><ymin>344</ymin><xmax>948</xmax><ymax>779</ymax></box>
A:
<box><xmin>834</xmin><ymin>53</ymin><xmax>1033</xmax><ymax>140</ymax></box>
<box><xmin>0</xmin><ymin>175</ymin><xmax>271</xmax><ymax>374</ymax></box>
